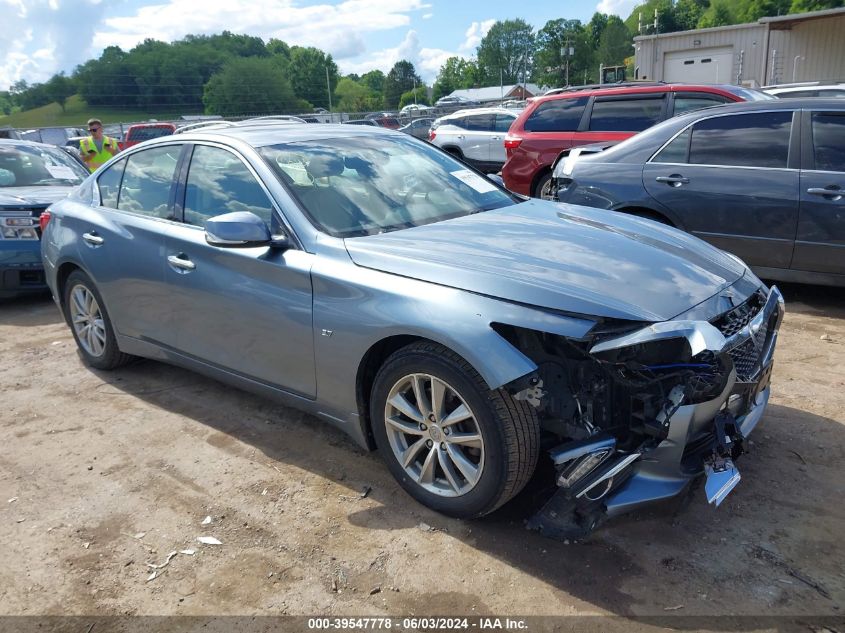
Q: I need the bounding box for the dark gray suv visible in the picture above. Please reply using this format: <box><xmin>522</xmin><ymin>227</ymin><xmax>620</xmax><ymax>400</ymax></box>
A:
<box><xmin>553</xmin><ymin>99</ymin><xmax>845</xmax><ymax>287</ymax></box>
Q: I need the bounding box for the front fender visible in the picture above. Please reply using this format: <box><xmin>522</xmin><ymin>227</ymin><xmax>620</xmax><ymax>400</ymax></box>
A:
<box><xmin>310</xmin><ymin>250</ymin><xmax>597</xmax><ymax>420</ymax></box>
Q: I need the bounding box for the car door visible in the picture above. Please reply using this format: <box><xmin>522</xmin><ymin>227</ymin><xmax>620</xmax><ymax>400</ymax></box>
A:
<box><xmin>163</xmin><ymin>143</ymin><xmax>316</xmax><ymax>397</ymax></box>
<box><xmin>79</xmin><ymin>144</ymin><xmax>184</xmax><ymax>340</ymax></box>
<box><xmin>490</xmin><ymin>112</ymin><xmax>516</xmax><ymax>164</ymax></box>
<box><xmin>643</xmin><ymin>110</ymin><xmax>799</xmax><ymax>269</ymax></box>
<box><xmin>577</xmin><ymin>94</ymin><xmax>667</xmax><ymax>145</ymax></box>
<box><xmin>460</xmin><ymin>113</ymin><xmax>495</xmax><ymax>163</ymax></box>
<box><xmin>793</xmin><ymin>109</ymin><xmax>845</xmax><ymax>274</ymax></box>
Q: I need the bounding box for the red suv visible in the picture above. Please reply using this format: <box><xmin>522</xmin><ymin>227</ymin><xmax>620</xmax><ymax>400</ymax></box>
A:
<box><xmin>502</xmin><ymin>83</ymin><xmax>774</xmax><ymax>197</ymax></box>
<box><xmin>118</xmin><ymin>122</ymin><xmax>177</xmax><ymax>150</ymax></box>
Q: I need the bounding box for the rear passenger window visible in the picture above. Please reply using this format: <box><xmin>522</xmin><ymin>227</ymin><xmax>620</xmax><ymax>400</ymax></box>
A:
<box><xmin>653</xmin><ymin>128</ymin><xmax>691</xmax><ymax>163</ymax></box>
<box><xmin>811</xmin><ymin>113</ymin><xmax>845</xmax><ymax>172</ymax></box>
<box><xmin>689</xmin><ymin>112</ymin><xmax>792</xmax><ymax>168</ymax></box>
<box><xmin>184</xmin><ymin>145</ymin><xmax>275</xmax><ymax>226</ymax></box>
<box><xmin>117</xmin><ymin>146</ymin><xmax>181</xmax><ymax>218</ymax></box>
<box><xmin>589</xmin><ymin>98</ymin><xmax>663</xmax><ymax>132</ymax></box>
<box><xmin>97</xmin><ymin>158</ymin><xmax>126</xmax><ymax>209</ymax></box>
<box><xmin>465</xmin><ymin>114</ymin><xmax>494</xmax><ymax>131</ymax></box>
<box><xmin>524</xmin><ymin>97</ymin><xmax>587</xmax><ymax>132</ymax></box>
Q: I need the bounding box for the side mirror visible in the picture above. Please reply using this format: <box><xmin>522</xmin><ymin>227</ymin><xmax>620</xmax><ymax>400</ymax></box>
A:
<box><xmin>205</xmin><ymin>211</ymin><xmax>271</xmax><ymax>247</ymax></box>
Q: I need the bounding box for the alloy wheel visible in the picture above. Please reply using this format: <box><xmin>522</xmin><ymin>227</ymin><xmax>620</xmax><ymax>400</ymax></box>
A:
<box><xmin>69</xmin><ymin>284</ymin><xmax>107</xmax><ymax>357</ymax></box>
<box><xmin>383</xmin><ymin>373</ymin><xmax>485</xmax><ymax>497</ymax></box>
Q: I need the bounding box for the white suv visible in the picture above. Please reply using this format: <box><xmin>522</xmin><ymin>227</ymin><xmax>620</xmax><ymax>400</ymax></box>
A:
<box><xmin>764</xmin><ymin>82</ymin><xmax>845</xmax><ymax>98</ymax></box>
<box><xmin>428</xmin><ymin>108</ymin><xmax>519</xmax><ymax>173</ymax></box>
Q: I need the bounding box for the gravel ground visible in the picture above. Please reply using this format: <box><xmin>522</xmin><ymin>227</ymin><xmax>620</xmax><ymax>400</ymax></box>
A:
<box><xmin>1</xmin><ymin>283</ymin><xmax>843</xmax><ymax>626</ymax></box>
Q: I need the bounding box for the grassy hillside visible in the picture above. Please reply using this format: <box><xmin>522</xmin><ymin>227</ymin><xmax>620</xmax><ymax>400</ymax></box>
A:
<box><xmin>0</xmin><ymin>95</ymin><xmax>190</xmax><ymax>128</ymax></box>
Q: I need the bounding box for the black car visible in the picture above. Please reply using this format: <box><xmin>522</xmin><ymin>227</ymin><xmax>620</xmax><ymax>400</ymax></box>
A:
<box><xmin>552</xmin><ymin>99</ymin><xmax>845</xmax><ymax>287</ymax></box>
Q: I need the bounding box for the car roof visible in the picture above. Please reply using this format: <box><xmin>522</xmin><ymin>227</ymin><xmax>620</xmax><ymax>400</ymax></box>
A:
<box><xmin>533</xmin><ymin>83</ymin><xmax>751</xmax><ymax>103</ymax></box>
<box><xmin>670</xmin><ymin>97</ymin><xmax>845</xmax><ymax>118</ymax></box>
<box><xmin>766</xmin><ymin>84</ymin><xmax>845</xmax><ymax>93</ymax></box>
<box><xmin>172</xmin><ymin>122</ymin><xmax>398</xmax><ymax>147</ymax></box>
<box><xmin>0</xmin><ymin>137</ymin><xmax>65</xmax><ymax>150</ymax></box>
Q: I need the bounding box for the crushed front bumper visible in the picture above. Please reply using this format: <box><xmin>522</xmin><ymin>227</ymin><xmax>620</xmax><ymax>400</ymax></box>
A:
<box><xmin>529</xmin><ymin>286</ymin><xmax>785</xmax><ymax>537</ymax></box>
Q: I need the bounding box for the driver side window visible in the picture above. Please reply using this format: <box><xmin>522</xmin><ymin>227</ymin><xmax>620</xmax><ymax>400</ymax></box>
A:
<box><xmin>184</xmin><ymin>145</ymin><xmax>275</xmax><ymax>227</ymax></box>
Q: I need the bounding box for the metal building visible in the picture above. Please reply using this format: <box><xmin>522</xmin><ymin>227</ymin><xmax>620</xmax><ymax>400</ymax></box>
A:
<box><xmin>633</xmin><ymin>7</ymin><xmax>845</xmax><ymax>87</ymax></box>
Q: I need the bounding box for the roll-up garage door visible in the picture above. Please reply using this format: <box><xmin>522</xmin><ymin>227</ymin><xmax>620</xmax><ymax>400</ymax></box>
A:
<box><xmin>663</xmin><ymin>47</ymin><xmax>733</xmax><ymax>83</ymax></box>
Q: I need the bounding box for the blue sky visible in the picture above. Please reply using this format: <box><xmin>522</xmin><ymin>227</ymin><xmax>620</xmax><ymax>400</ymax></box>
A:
<box><xmin>0</xmin><ymin>0</ymin><xmax>640</xmax><ymax>89</ymax></box>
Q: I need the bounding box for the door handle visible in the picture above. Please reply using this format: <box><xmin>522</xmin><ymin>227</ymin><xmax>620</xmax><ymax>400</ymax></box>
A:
<box><xmin>491</xmin><ymin>136</ymin><xmax>501</xmax><ymax>140</ymax></box>
<box><xmin>167</xmin><ymin>254</ymin><xmax>196</xmax><ymax>271</ymax></box>
<box><xmin>807</xmin><ymin>186</ymin><xmax>843</xmax><ymax>200</ymax></box>
<box><xmin>82</xmin><ymin>232</ymin><xmax>104</xmax><ymax>246</ymax></box>
<box><xmin>655</xmin><ymin>175</ymin><xmax>690</xmax><ymax>187</ymax></box>
<box><xmin>457</xmin><ymin>134</ymin><xmax>465</xmax><ymax>140</ymax></box>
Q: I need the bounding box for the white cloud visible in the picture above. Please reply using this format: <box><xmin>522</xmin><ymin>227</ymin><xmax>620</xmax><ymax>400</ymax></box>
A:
<box><xmin>99</xmin><ymin>0</ymin><xmax>428</xmax><ymax>62</ymax></box>
<box><xmin>337</xmin><ymin>29</ymin><xmax>463</xmax><ymax>84</ymax></box>
<box><xmin>596</xmin><ymin>0</ymin><xmax>640</xmax><ymax>18</ymax></box>
<box><xmin>0</xmin><ymin>0</ymin><xmax>102</xmax><ymax>89</ymax></box>
<box><xmin>422</xmin><ymin>12</ymin><xmax>432</xmax><ymax>19</ymax></box>
<box><xmin>459</xmin><ymin>18</ymin><xmax>495</xmax><ymax>53</ymax></box>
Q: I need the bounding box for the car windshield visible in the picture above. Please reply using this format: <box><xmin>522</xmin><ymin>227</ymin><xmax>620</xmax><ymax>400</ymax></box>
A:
<box><xmin>260</xmin><ymin>134</ymin><xmax>518</xmax><ymax>238</ymax></box>
<box><xmin>0</xmin><ymin>144</ymin><xmax>89</xmax><ymax>188</ymax></box>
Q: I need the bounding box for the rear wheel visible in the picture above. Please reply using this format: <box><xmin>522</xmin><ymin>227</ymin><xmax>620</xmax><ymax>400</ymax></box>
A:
<box><xmin>64</xmin><ymin>270</ymin><xmax>133</xmax><ymax>370</ymax></box>
<box><xmin>533</xmin><ymin>172</ymin><xmax>553</xmax><ymax>199</ymax></box>
<box><xmin>444</xmin><ymin>147</ymin><xmax>464</xmax><ymax>160</ymax></box>
<box><xmin>371</xmin><ymin>341</ymin><xmax>539</xmax><ymax>518</ymax></box>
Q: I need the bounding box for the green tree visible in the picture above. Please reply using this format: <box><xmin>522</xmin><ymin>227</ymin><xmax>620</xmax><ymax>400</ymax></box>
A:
<box><xmin>203</xmin><ymin>56</ymin><xmax>300</xmax><ymax>116</ymax></box>
<box><xmin>625</xmin><ymin>0</ymin><xmax>680</xmax><ymax>34</ymax></box>
<box><xmin>360</xmin><ymin>69</ymin><xmax>386</xmax><ymax>96</ymax></box>
<box><xmin>383</xmin><ymin>60</ymin><xmax>421</xmax><ymax>109</ymax></box>
<box><xmin>266</xmin><ymin>38</ymin><xmax>291</xmax><ymax>59</ymax></box>
<box><xmin>587</xmin><ymin>13</ymin><xmax>609</xmax><ymax>49</ymax></box>
<box><xmin>334</xmin><ymin>77</ymin><xmax>379</xmax><ymax>112</ymax></box>
<box><xmin>597</xmin><ymin>16</ymin><xmax>632</xmax><ymax>66</ymax></box>
<box><xmin>432</xmin><ymin>56</ymin><xmax>479</xmax><ymax>100</ymax></box>
<box><xmin>534</xmin><ymin>19</ymin><xmax>594</xmax><ymax>88</ymax></box>
<box><xmin>739</xmin><ymin>0</ymin><xmax>791</xmax><ymax>20</ymax></box>
<box><xmin>44</xmin><ymin>73</ymin><xmax>76</xmax><ymax>112</ymax></box>
<box><xmin>789</xmin><ymin>0</ymin><xmax>843</xmax><ymax>10</ymax></box>
<box><xmin>674</xmin><ymin>0</ymin><xmax>708</xmax><ymax>30</ymax></box>
<box><xmin>477</xmin><ymin>19</ymin><xmax>535</xmax><ymax>84</ymax></box>
<box><xmin>398</xmin><ymin>86</ymin><xmax>430</xmax><ymax>108</ymax></box>
<box><xmin>289</xmin><ymin>46</ymin><xmax>338</xmax><ymax>110</ymax></box>
<box><xmin>697</xmin><ymin>0</ymin><xmax>735</xmax><ymax>27</ymax></box>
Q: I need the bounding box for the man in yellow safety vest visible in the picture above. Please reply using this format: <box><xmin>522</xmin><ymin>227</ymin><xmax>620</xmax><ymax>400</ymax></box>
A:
<box><xmin>79</xmin><ymin>118</ymin><xmax>119</xmax><ymax>172</ymax></box>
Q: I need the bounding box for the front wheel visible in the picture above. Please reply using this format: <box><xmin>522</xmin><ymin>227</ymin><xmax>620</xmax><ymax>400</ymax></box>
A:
<box><xmin>370</xmin><ymin>341</ymin><xmax>539</xmax><ymax>518</ymax></box>
<box><xmin>64</xmin><ymin>269</ymin><xmax>133</xmax><ymax>370</ymax></box>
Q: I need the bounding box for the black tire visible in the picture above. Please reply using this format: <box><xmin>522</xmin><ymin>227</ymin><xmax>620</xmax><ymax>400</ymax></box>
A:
<box><xmin>533</xmin><ymin>172</ymin><xmax>552</xmax><ymax>199</ymax></box>
<box><xmin>444</xmin><ymin>147</ymin><xmax>464</xmax><ymax>160</ymax></box>
<box><xmin>370</xmin><ymin>341</ymin><xmax>540</xmax><ymax>518</ymax></box>
<box><xmin>64</xmin><ymin>269</ymin><xmax>133</xmax><ymax>370</ymax></box>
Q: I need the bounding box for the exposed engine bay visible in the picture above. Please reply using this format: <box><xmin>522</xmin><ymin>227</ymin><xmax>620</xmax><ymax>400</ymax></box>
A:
<box><xmin>499</xmin><ymin>284</ymin><xmax>785</xmax><ymax>539</ymax></box>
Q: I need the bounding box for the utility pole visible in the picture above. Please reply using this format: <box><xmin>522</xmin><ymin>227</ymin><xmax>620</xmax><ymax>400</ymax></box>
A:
<box><xmin>325</xmin><ymin>66</ymin><xmax>332</xmax><ymax>113</ymax></box>
<box><xmin>413</xmin><ymin>77</ymin><xmax>417</xmax><ymax>105</ymax></box>
<box><xmin>561</xmin><ymin>35</ymin><xmax>574</xmax><ymax>87</ymax></box>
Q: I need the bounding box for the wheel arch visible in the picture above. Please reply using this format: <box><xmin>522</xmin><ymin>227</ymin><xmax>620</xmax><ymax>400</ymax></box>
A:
<box><xmin>55</xmin><ymin>260</ymin><xmax>86</xmax><ymax>322</ymax></box>
<box><xmin>614</xmin><ymin>205</ymin><xmax>680</xmax><ymax>228</ymax></box>
<box><xmin>530</xmin><ymin>165</ymin><xmax>553</xmax><ymax>198</ymax></box>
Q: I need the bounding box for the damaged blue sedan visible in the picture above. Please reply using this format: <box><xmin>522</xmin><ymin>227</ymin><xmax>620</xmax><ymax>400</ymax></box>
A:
<box><xmin>40</xmin><ymin>123</ymin><xmax>783</xmax><ymax>536</ymax></box>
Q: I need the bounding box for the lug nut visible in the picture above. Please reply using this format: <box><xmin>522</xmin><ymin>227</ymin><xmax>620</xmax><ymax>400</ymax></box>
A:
<box><xmin>428</xmin><ymin>414</ymin><xmax>436</xmax><ymax>423</ymax></box>
<box><xmin>420</xmin><ymin>423</ymin><xmax>427</xmax><ymax>431</ymax></box>
<box><xmin>426</xmin><ymin>440</ymin><xmax>433</xmax><ymax>448</ymax></box>
<box><xmin>440</xmin><ymin>442</ymin><xmax>446</xmax><ymax>450</ymax></box>
<box><xmin>443</xmin><ymin>428</ymin><xmax>450</xmax><ymax>435</ymax></box>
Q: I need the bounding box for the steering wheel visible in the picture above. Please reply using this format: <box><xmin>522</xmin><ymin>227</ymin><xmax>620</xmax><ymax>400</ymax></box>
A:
<box><xmin>402</xmin><ymin>180</ymin><xmax>430</xmax><ymax>206</ymax></box>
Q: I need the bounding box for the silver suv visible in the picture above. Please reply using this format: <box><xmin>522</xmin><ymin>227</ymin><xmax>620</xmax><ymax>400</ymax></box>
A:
<box><xmin>429</xmin><ymin>108</ymin><xmax>519</xmax><ymax>173</ymax></box>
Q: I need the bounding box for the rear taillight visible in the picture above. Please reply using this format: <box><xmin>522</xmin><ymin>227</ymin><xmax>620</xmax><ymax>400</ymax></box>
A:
<box><xmin>39</xmin><ymin>210</ymin><xmax>52</xmax><ymax>232</ymax></box>
<box><xmin>503</xmin><ymin>135</ymin><xmax>522</xmax><ymax>150</ymax></box>
<box><xmin>429</xmin><ymin>130</ymin><xmax>436</xmax><ymax>141</ymax></box>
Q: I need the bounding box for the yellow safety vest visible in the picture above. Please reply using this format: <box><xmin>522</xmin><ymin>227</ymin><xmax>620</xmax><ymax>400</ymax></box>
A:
<box><xmin>80</xmin><ymin>136</ymin><xmax>118</xmax><ymax>172</ymax></box>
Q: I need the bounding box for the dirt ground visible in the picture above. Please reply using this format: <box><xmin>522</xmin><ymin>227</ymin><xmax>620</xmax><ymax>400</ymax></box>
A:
<box><xmin>1</xmin><ymin>283</ymin><xmax>843</xmax><ymax>626</ymax></box>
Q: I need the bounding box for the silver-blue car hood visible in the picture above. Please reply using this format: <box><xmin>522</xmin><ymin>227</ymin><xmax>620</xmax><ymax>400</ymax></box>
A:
<box><xmin>344</xmin><ymin>200</ymin><xmax>745</xmax><ymax>322</ymax></box>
